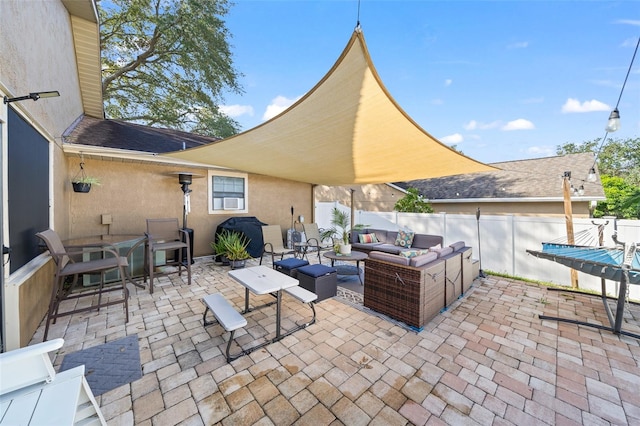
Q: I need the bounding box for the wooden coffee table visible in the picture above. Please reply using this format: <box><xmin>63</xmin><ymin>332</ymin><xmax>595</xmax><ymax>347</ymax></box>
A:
<box><xmin>323</xmin><ymin>251</ymin><xmax>368</xmax><ymax>285</ymax></box>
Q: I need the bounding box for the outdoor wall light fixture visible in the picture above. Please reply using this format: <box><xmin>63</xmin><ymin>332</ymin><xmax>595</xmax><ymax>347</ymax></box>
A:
<box><xmin>605</xmin><ymin>108</ymin><xmax>620</xmax><ymax>133</ymax></box>
<box><xmin>3</xmin><ymin>90</ymin><xmax>60</xmax><ymax>104</ymax></box>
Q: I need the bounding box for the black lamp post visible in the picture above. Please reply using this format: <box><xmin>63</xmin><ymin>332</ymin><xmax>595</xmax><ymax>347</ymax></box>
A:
<box><xmin>177</xmin><ymin>173</ymin><xmax>194</xmax><ymax>264</ymax></box>
<box><xmin>476</xmin><ymin>207</ymin><xmax>486</xmax><ymax>278</ymax></box>
<box><xmin>178</xmin><ymin>173</ymin><xmax>193</xmax><ymax>228</ymax></box>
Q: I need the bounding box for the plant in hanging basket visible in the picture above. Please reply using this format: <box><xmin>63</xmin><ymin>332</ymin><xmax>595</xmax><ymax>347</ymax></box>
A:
<box><xmin>71</xmin><ymin>176</ymin><xmax>100</xmax><ymax>193</ymax></box>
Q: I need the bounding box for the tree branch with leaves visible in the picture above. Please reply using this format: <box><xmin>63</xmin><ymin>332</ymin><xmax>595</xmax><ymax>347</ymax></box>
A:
<box><xmin>394</xmin><ymin>188</ymin><xmax>434</xmax><ymax>213</ymax></box>
<box><xmin>99</xmin><ymin>0</ymin><xmax>243</xmax><ymax>138</ymax></box>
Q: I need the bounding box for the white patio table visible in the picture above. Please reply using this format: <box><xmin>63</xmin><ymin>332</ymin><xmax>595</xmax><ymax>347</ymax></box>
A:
<box><xmin>228</xmin><ymin>265</ymin><xmax>298</xmax><ymax>342</ymax></box>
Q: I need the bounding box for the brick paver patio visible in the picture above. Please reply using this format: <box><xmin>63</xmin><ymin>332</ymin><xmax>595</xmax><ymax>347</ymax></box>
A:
<box><xmin>32</xmin><ymin>257</ymin><xmax>640</xmax><ymax>425</ymax></box>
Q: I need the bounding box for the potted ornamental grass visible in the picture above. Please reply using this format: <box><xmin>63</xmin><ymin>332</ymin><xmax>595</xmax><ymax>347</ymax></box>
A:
<box><xmin>320</xmin><ymin>207</ymin><xmax>352</xmax><ymax>255</ymax></box>
<box><xmin>212</xmin><ymin>230</ymin><xmax>251</xmax><ymax>269</ymax></box>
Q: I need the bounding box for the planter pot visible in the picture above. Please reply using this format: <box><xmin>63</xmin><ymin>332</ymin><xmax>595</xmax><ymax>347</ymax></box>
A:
<box><xmin>339</xmin><ymin>243</ymin><xmax>352</xmax><ymax>256</ymax></box>
<box><xmin>72</xmin><ymin>182</ymin><xmax>91</xmax><ymax>193</ymax></box>
<box><xmin>230</xmin><ymin>259</ymin><xmax>246</xmax><ymax>269</ymax></box>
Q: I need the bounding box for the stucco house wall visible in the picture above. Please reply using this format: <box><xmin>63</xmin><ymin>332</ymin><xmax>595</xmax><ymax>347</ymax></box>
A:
<box><xmin>65</xmin><ymin>157</ymin><xmax>312</xmax><ymax>256</ymax></box>
<box><xmin>315</xmin><ymin>184</ymin><xmax>403</xmax><ymax>212</ymax></box>
<box><xmin>1</xmin><ymin>0</ymin><xmax>88</xmax><ymax>238</ymax></box>
<box><xmin>1</xmin><ymin>0</ymin><xmax>93</xmax><ymax>350</ymax></box>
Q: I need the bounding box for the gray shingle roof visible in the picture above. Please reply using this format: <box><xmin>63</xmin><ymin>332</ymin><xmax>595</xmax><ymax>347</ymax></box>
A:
<box><xmin>63</xmin><ymin>116</ymin><xmax>219</xmax><ymax>154</ymax></box>
<box><xmin>394</xmin><ymin>152</ymin><xmax>605</xmax><ymax>200</ymax></box>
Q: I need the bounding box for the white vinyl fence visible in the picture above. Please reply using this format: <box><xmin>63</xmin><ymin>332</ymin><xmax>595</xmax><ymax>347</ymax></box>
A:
<box><xmin>315</xmin><ymin>202</ymin><xmax>640</xmax><ymax>299</ymax></box>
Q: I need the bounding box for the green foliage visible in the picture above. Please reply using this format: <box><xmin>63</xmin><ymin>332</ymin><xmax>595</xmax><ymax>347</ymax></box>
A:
<box><xmin>557</xmin><ymin>137</ymin><xmax>640</xmax><ymax>218</ymax></box>
<box><xmin>394</xmin><ymin>188</ymin><xmax>434</xmax><ymax>213</ymax></box>
<box><xmin>320</xmin><ymin>208</ymin><xmax>351</xmax><ymax>245</ymax></box>
<box><xmin>593</xmin><ymin>176</ymin><xmax>640</xmax><ymax>219</ymax></box>
<box><xmin>211</xmin><ymin>230</ymin><xmax>251</xmax><ymax>260</ymax></box>
<box><xmin>557</xmin><ymin>137</ymin><xmax>640</xmax><ymax>184</ymax></box>
<box><xmin>72</xmin><ymin>176</ymin><xmax>101</xmax><ymax>185</ymax></box>
<box><xmin>99</xmin><ymin>0</ymin><xmax>243</xmax><ymax>138</ymax></box>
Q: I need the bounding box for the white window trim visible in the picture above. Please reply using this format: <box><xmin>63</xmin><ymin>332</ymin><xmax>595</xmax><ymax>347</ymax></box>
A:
<box><xmin>208</xmin><ymin>170</ymin><xmax>248</xmax><ymax>215</ymax></box>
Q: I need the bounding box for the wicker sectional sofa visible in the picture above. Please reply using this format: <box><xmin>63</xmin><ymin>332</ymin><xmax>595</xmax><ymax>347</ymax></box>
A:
<box><xmin>350</xmin><ymin>228</ymin><xmax>443</xmax><ymax>255</ymax></box>
<box><xmin>363</xmin><ymin>241</ymin><xmax>477</xmax><ymax>329</ymax></box>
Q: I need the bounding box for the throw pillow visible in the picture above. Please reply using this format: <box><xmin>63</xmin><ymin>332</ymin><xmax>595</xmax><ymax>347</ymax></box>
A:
<box><xmin>358</xmin><ymin>233</ymin><xmax>379</xmax><ymax>244</ymax></box>
<box><xmin>399</xmin><ymin>249</ymin><xmax>430</xmax><ymax>258</ymax></box>
<box><xmin>394</xmin><ymin>229</ymin><xmax>415</xmax><ymax>248</ymax></box>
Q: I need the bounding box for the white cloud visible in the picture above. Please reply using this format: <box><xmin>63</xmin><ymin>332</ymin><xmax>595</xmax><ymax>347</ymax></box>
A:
<box><xmin>561</xmin><ymin>98</ymin><xmax>610</xmax><ymax>113</ymax></box>
<box><xmin>219</xmin><ymin>104</ymin><xmax>254</xmax><ymax>118</ymax></box>
<box><xmin>262</xmin><ymin>95</ymin><xmax>301</xmax><ymax>121</ymax></box>
<box><xmin>440</xmin><ymin>133</ymin><xmax>463</xmax><ymax>144</ymax></box>
<box><xmin>444</xmin><ymin>79</ymin><xmax>452</xmax><ymax>87</ymax></box>
<box><xmin>616</xmin><ymin>19</ymin><xmax>640</xmax><ymax>26</ymax></box>
<box><xmin>501</xmin><ymin>119</ymin><xmax>535</xmax><ymax>131</ymax></box>
<box><xmin>463</xmin><ymin>120</ymin><xmax>501</xmax><ymax>130</ymax></box>
<box><xmin>507</xmin><ymin>41</ymin><xmax>529</xmax><ymax>49</ymax></box>
<box><xmin>431</xmin><ymin>98</ymin><xmax>444</xmax><ymax>105</ymax></box>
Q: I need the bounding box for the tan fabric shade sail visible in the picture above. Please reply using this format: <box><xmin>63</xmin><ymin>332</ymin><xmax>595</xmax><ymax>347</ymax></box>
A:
<box><xmin>167</xmin><ymin>29</ymin><xmax>496</xmax><ymax>185</ymax></box>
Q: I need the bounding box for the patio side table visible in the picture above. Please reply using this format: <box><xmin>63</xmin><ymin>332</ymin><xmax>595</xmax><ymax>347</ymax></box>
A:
<box><xmin>323</xmin><ymin>250</ymin><xmax>368</xmax><ymax>285</ymax></box>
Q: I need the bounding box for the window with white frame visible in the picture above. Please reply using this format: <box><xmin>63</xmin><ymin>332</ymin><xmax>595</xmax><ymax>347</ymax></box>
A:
<box><xmin>208</xmin><ymin>170</ymin><xmax>248</xmax><ymax>214</ymax></box>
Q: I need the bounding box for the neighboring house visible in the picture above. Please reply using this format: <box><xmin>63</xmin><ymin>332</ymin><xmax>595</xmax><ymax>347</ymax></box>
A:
<box><xmin>317</xmin><ymin>152</ymin><xmax>605</xmax><ymax>218</ymax></box>
<box><xmin>314</xmin><ymin>184</ymin><xmax>407</xmax><ymax>212</ymax></box>
<box><xmin>0</xmin><ymin>0</ymin><xmax>313</xmax><ymax>350</ymax></box>
<box><xmin>395</xmin><ymin>152</ymin><xmax>605</xmax><ymax>217</ymax></box>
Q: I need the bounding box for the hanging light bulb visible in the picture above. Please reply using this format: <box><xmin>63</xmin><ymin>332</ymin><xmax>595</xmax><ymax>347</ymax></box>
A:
<box><xmin>587</xmin><ymin>167</ymin><xmax>596</xmax><ymax>182</ymax></box>
<box><xmin>605</xmin><ymin>108</ymin><xmax>620</xmax><ymax>132</ymax></box>
<box><xmin>578</xmin><ymin>185</ymin><xmax>585</xmax><ymax>196</ymax></box>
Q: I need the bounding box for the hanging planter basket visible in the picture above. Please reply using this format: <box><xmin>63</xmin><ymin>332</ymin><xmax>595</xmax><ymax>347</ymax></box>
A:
<box><xmin>71</xmin><ymin>157</ymin><xmax>100</xmax><ymax>194</ymax></box>
<box><xmin>72</xmin><ymin>182</ymin><xmax>91</xmax><ymax>193</ymax></box>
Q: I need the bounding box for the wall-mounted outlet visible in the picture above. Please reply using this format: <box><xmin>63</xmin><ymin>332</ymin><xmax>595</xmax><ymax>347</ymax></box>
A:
<box><xmin>102</xmin><ymin>214</ymin><xmax>112</xmax><ymax>225</ymax></box>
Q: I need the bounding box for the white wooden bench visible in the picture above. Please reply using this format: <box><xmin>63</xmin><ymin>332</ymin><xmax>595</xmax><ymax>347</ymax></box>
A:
<box><xmin>0</xmin><ymin>338</ymin><xmax>106</xmax><ymax>425</ymax></box>
<box><xmin>284</xmin><ymin>286</ymin><xmax>318</xmax><ymax>331</ymax></box>
<box><xmin>202</xmin><ymin>293</ymin><xmax>248</xmax><ymax>362</ymax></box>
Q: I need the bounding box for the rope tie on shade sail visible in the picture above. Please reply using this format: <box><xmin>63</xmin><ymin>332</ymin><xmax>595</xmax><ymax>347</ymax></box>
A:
<box><xmin>588</xmin><ymin>36</ymin><xmax>640</xmax><ymax>178</ymax></box>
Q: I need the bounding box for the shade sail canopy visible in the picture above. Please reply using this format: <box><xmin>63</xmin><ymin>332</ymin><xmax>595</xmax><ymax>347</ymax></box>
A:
<box><xmin>527</xmin><ymin>243</ymin><xmax>640</xmax><ymax>284</ymax></box>
<box><xmin>167</xmin><ymin>29</ymin><xmax>496</xmax><ymax>185</ymax></box>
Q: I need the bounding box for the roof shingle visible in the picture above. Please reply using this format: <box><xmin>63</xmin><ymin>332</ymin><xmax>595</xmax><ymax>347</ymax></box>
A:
<box><xmin>395</xmin><ymin>152</ymin><xmax>605</xmax><ymax>200</ymax></box>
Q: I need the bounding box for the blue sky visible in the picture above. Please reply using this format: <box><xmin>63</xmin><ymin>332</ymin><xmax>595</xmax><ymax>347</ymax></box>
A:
<box><xmin>219</xmin><ymin>0</ymin><xmax>639</xmax><ymax>164</ymax></box>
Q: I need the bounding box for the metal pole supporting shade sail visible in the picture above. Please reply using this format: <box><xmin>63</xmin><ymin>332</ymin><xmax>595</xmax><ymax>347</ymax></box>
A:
<box><xmin>527</xmin><ymin>242</ymin><xmax>640</xmax><ymax>339</ymax></box>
